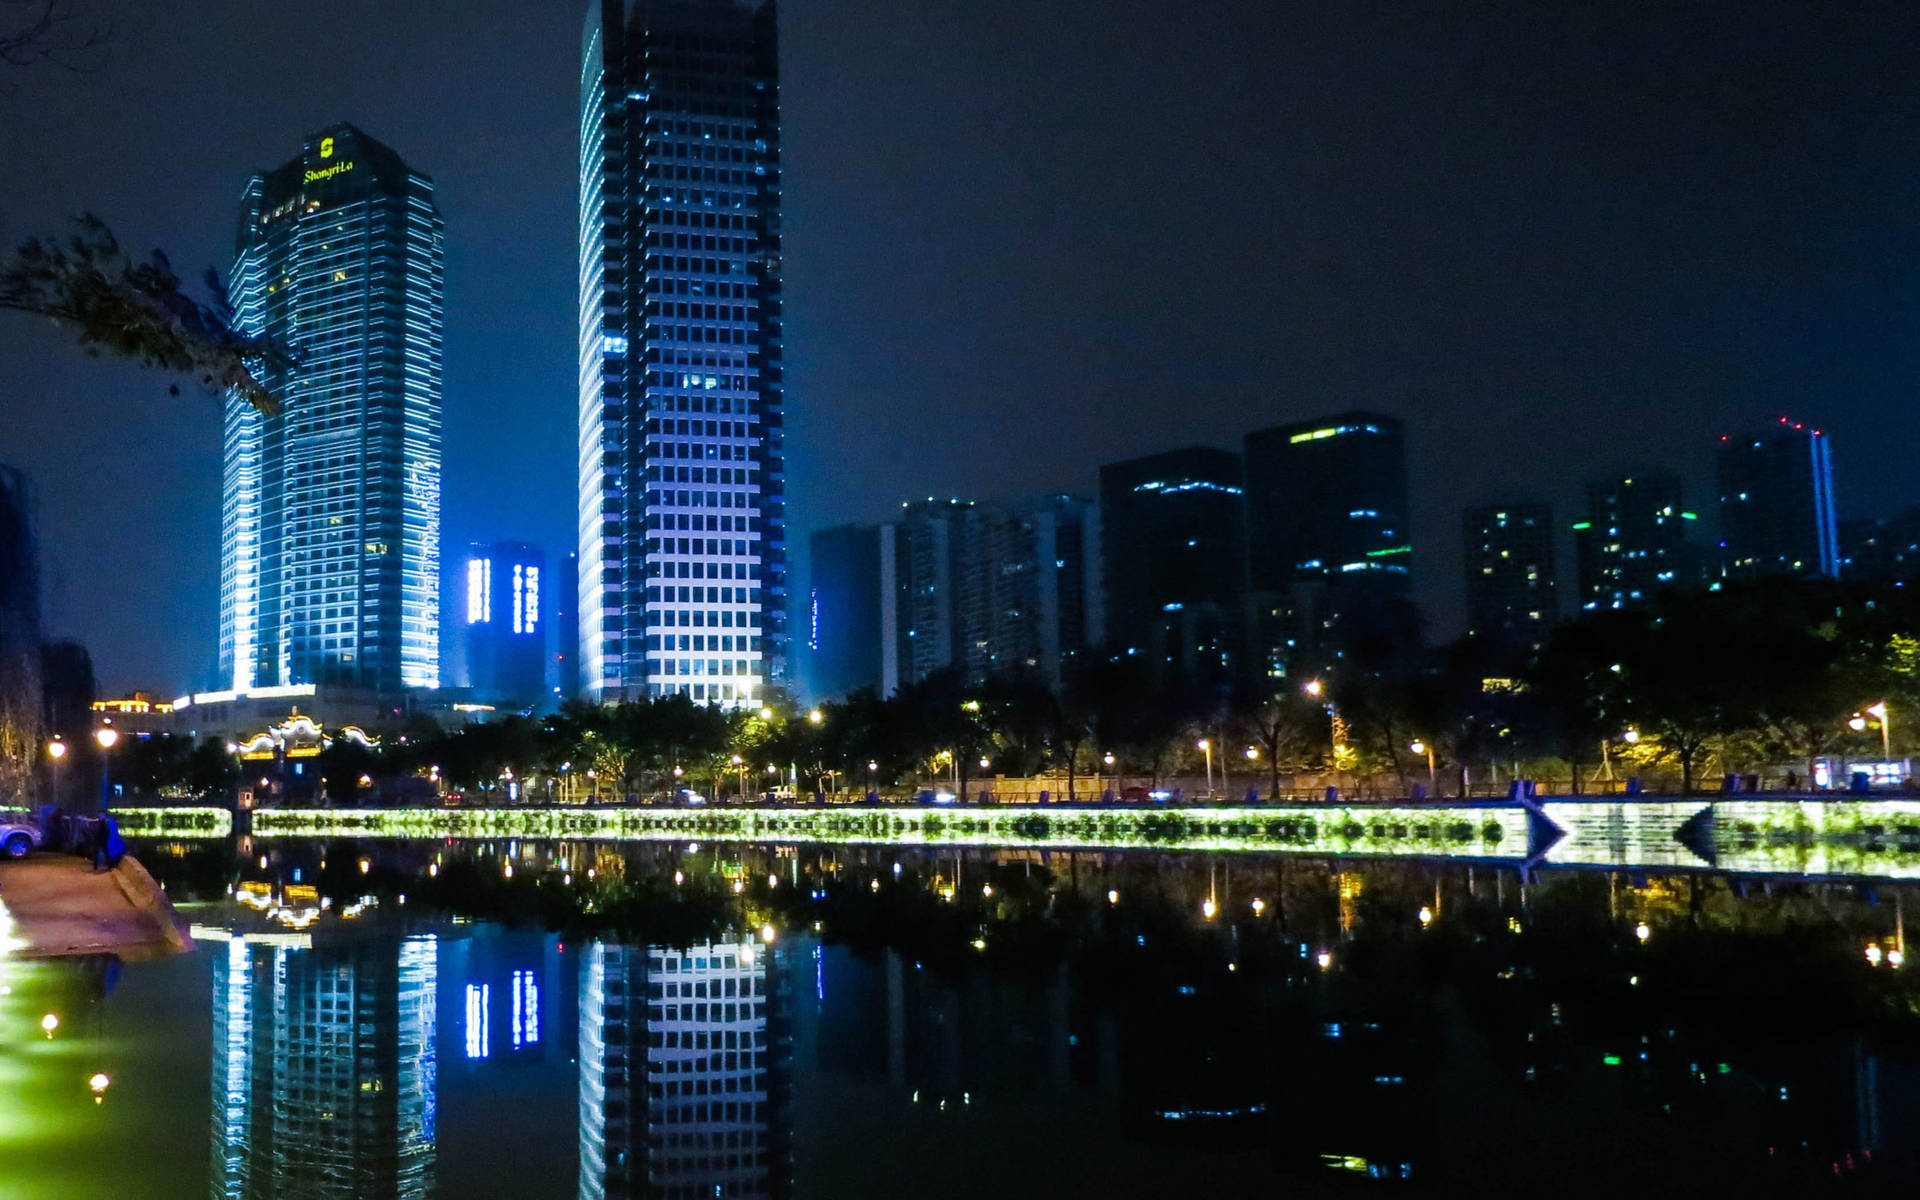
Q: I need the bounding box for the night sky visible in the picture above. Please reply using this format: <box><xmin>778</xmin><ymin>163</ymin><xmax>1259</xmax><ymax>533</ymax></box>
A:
<box><xmin>4</xmin><ymin>0</ymin><xmax>1919</xmax><ymax>693</ymax></box>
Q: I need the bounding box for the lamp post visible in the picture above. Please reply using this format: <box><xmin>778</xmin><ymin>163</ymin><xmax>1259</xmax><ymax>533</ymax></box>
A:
<box><xmin>731</xmin><ymin>754</ymin><xmax>745</xmax><ymax>802</ymax></box>
<box><xmin>1868</xmin><ymin>701</ymin><xmax>1892</xmax><ymax>761</ymax></box>
<box><xmin>94</xmin><ymin>727</ymin><xmax>120</xmax><ymax>809</ymax></box>
<box><xmin>47</xmin><ymin>738</ymin><xmax>67</xmax><ymax>807</ymax></box>
<box><xmin>1102</xmin><ymin>751</ymin><xmax>1116</xmax><ymax>797</ymax></box>
<box><xmin>1196</xmin><ymin>738</ymin><xmax>1213</xmax><ymax>794</ymax></box>
<box><xmin>1409</xmin><ymin>740</ymin><xmax>1437</xmax><ymax>790</ymax></box>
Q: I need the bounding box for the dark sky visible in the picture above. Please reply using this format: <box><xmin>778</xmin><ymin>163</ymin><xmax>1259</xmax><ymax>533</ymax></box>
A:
<box><xmin>4</xmin><ymin>0</ymin><xmax>1919</xmax><ymax>694</ymax></box>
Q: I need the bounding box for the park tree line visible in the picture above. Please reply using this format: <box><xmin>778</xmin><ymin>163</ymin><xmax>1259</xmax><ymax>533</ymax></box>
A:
<box><xmin>113</xmin><ymin>579</ymin><xmax>1920</xmax><ymax>805</ymax></box>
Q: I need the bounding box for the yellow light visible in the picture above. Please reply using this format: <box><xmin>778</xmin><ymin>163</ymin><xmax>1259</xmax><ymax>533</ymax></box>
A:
<box><xmin>358</xmin><ymin>859</ymin><xmax>370</xmax><ymax>874</ymax></box>
<box><xmin>88</xmin><ymin>1072</ymin><xmax>111</xmax><ymax>1095</ymax></box>
<box><xmin>41</xmin><ymin>1013</ymin><xmax>60</xmax><ymax>1036</ymax></box>
<box><xmin>732</xmin><ymin>879</ymin><xmax>745</xmax><ymax>894</ymax></box>
<box><xmin>46</xmin><ymin>740</ymin><xmax>66</xmax><ymax>760</ymax></box>
<box><xmin>94</xmin><ymin>728</ymin><xmax>119</xmax><ymax>749</ymax></box>
<box><xmin>1316</xmin><ymin>951</ymin><xmax>1332</xmax><ymax>969</ymax></box>
<box><xmin>971</xmin><ymin>938</ymin><xmax>987</xmax><ymax>951</ymax></box>
<box><xmin>1303</xmin><ymin>679</ymin><xmax>1323</xmax><ymax>698</ymax></box>
<box><xmin>427</xmin><ymin>863</ymin><xmax>438</xmax><ymax>877</ymax></box>
<box><xmin>759</xmin><ymin>707</ymin><xmax>774</xmax><ymax>721</ymax></box>
<box><xmin>1201</xmin><ymin>898</ymin><xmax>1216</xmax><ymax>920</ymax></box>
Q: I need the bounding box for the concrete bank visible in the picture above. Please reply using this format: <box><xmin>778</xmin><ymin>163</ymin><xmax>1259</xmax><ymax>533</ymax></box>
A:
<box><xmin>0</xmin><ymin>854</ymin><xmax>192</xmax><ymax>960</ymax></box>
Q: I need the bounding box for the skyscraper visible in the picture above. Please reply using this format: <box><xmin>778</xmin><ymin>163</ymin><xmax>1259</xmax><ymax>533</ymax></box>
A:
<box><xmin>578</xmin><ymin>0</ymin><xmax>786</xmax><ymax>708</ymax></box>
<box><xmin>1461</xmin><ymin>500</ymin><xmax>1558</xmax><ymax>655</ymax></box>
<box><xmin>220</xmin><ymin>125</ymin><xmax>444</xmax><ymax>694</ymax></box>
<box><xmin>1242</xmin><ymin>413</ymin><xmax>1410</xmax><ymax>679</ymax></box>
<box><xmin>1717</xmin><ymin>420</ymin><xmax>1841</xmax><ymax>579</ymax></box>
<box><xmin>452</xmin><ymin>542</ymin><xmax>547</xmax><ymax>705</ymax></box>
<box><xmin>807</xmin><ymin>524</ymin><xmax>883</xmax><ymax>699</ymax></box>
<box><xmin>1572</xmin><ymin>471</ymin><xmax>1699</xmax><ymax>611</ymax></box>
<box><xmin>1097</xmin><ymin>447</ymin><xmax>1245</xmax><ymax>675</ymax></box>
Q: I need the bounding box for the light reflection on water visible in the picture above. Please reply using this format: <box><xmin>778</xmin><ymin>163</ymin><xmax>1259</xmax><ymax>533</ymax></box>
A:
<box><xmin>4</xmin><ymin>842</ymin><xmax>1920</xmax><ymax>1198</ymax></box>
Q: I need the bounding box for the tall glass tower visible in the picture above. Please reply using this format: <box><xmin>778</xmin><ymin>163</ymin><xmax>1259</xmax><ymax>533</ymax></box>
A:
<box><xmin>579</xmin><ymin>0</ymin><xmax>787</xmax><ymax>707</ymax></box>
<box><xmin>220</xmin><ymin>124</ymin><xmax>444</xmax><ymax>694</ymax></box>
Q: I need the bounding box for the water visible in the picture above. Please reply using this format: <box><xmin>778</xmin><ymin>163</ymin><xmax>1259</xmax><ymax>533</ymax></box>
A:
<box><xmin>4</xmin><ymin>837</ymin><xmax>1919</xmax><ymax>1197</ymax></box>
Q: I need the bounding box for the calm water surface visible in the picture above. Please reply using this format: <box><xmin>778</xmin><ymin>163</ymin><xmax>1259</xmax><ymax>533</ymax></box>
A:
<box><xmin>4</xmin><ymin>838</ymin><xmax>1918</xmax><ymax>1198</ymax></box>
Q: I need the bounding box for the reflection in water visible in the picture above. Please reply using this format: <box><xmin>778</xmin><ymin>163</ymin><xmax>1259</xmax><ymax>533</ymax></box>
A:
<box><xmin>579</xmin><ymin>940</ymin><xmax>791</xmax><ymax>1200</ymax></box>
<box><xmin>207</xmin><ymin>930</ymin><xmax>437</xmax><ymax>1199</ymax></box>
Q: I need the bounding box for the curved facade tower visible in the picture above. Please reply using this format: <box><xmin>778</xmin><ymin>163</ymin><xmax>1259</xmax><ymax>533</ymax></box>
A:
<box><xmin>578</xmin><ymin>0</ymin><xmax>787</xmax><ymax>707</ymax></box>
<box><xmin>220</xmin><ymin>124</ymin><xmax>444</xmax><ymax>693</ymax></box>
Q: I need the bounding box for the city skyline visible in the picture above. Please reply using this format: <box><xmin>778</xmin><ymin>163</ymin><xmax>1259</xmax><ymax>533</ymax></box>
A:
<box><xmin>6</xmin><ymin>1</ymin><xmax>1920</xmax><ymax>692</ymax></box>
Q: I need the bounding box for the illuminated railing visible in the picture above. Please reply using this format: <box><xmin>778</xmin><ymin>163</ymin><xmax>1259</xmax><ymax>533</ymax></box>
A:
<box><xmin>113</xmin><ymin>807</ymin><xmax>234</xmax><ymax>838</ymax></box>
<box><xmin>247</xmin><ymin>804</ymin><xmax>1530</xmax><ymax>859</ymax></box>
<box><xmin>109</xmin><ymin>799</ymin><xmax>1920</xmax><ymax>880</ymax></box>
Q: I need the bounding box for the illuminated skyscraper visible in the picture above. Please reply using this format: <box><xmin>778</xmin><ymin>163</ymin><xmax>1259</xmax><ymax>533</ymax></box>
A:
<box><xmin>1098</xmin><ymin>447</ymin><xmax>1246</xmax><ymax>676</ymax></box>
<box><xmin>219</xmin><ymin>124</ymin><xmax>444</xmax><ymax>693</ymax></box>
<box><xmin>579</xmin><ymin>939</ymin><xmax>791</xmax><ymax>1200</ymax></box>
<box><xmin>1717</xmin><ymin>420</ymin><xmax>1841</xmax><ymax>579</ymax></box>
<box><xmin>452</xmin><ymin>541</ymin><xmax>547</xmax><ymax>705</ymax></box>
<box><xmin>1573</xmin><ymin>471</ymin><xmax>1700</xmax><ymax>611</ymax></box>
<box><xmin>578</xmin><ymin>0</ymin><xmax>787</xmax><ymax>707</ymax></box>
<box><xmin>209</xmin><ymin>931</ymin><xmax>438</xmax><ymax>1200</ymax></box>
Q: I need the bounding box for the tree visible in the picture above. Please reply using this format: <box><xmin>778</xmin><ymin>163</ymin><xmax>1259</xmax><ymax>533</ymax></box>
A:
<box><xmin>2</xmin><ymin>215</ymin><xmax>294</xmax><ymax>414</ymax></box>
<box><xmin>1</xmin><ymin>1</ymin><xmax>106</xmax><ymax>72</ymax></box>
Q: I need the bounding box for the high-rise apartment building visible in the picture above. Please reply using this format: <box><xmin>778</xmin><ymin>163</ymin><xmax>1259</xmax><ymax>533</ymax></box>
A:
<box><xmin>219</xmin><ymin>125</ymin><xmax>444</xmax><ymax>694</ymax></box>
<box><xmin>808</xmin><ymin>495</ymin><xmax>1102</xmax><ymax>699</ymax></box>
<box><xmin>452</xmin><ymin>542</ymin><xmax>547</xmax><ymax>705</ymax></box>
<box><xmin>1572</xmin><ymin>472</ymin><xmax>1699</xmax><ymax>611</ymax></box>
<box><xmin>1098</xmin><ymin>447</ymin><xmax>1245</xmax><ymax>675</ymax></box>
<box><xmin>1461</xmin><ymin>500</ymin><xmax>1558</xmax><ymax>655</ymax></box>
<box><xmin>1717</xmin><ymin>420</ymin><xmax>1841</xmax><ymax>579</ymax></box>
<box><xmin>578</xmin><ymin>0</ymin><xmax>786</xmax><ymax>708</ymax></box>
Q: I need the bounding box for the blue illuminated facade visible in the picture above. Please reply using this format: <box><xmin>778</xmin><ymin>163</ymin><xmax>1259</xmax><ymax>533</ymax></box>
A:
<box><xmin>219</xmin><ymin>124</ymin><xmax>444</xmax><ymax>693</ymax></box>
<box><xmin>1718</xmin><ymin>421</ymin><xmax>1841</xmax><ymax>580</ymax></box>
<box><xmin>454</xmin><ymin>541</ymin><xmax>547</xmax><ymax>705</ymax></box>
<box><xmin>578</xmin><ymin>0</ymin><xmax>787</xmax><ymax>707</ymax></box>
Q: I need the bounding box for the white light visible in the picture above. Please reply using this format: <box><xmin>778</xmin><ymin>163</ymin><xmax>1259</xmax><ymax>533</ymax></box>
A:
<box><xmin>1634</xmin><ymin>922</ymin><xmax>1650</xmax><ymax>942</ymax></box>
<box><xmin>1250</xmin><ymin>897</ymin><xmax>1265</xmax><ymax>915</ymax></box>
<box><xmin>760</xmin><ymin>923</ymin><xmax>776</xmax><ymax>944</ymax></box>
<box><xmin>467</xmin><ymin>557</ymin><xmax>487</xmax><ymax>624</ymax></box>
<box><xmin>1866</xmin><ymin>944</ymin><xmax>1884</xmax><ymax>966</ymax></box>
<box><xmin>1316</xmin><ymin>951</ymin><xmax>1332</xmax><ymax>969</ymax></box>
<box><xmin>1107</xmin><ymin>889</ymin><xmax>1119</xmax><ymax>904</ymax></box>
<box><xmin>1201</xmin><ymin>899</ymin><xmax>1216</xmax><ymax>920</ymax></box>
<box><xmin>1418</xmin><ymin>906</ymin><xmax>1433</xmax><ymax>926</ymax></box>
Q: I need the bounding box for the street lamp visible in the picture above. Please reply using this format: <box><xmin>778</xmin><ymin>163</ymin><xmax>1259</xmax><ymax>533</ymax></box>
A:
<box><xmin>95</xmin><ymin>727</ymin><xmax>120</xmax><ymax>808</ymax></box>
<box><xmin>759</xmin><ymin>706</ymin><xmax>775</xmax><ymax>721</ymax></box>
<box><xmin>46</xmin><ymin>738</ymin><xmax>66</xmax><ymax>807</ymax></box>
<box><xmin>1196</xmin><ymin>738</ymin><xmax>1213</xmax><ymax>793</ymax></box>
<box><xmin>1409</xmin><ymin>739</ymin><xmax>1436</xmax><ymax>789</ymax></box>
<box><xmin>1868</xmin><ymin>702</ymin><xmax>1892</xmax><ymax>760</ymax></box>
<box><xmin>807</xmin><ymin>709</ymin><xmax>824</xmax><ymax>725</ymax></box>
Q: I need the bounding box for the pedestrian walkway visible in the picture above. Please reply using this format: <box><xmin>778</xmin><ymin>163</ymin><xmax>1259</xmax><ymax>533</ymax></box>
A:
<box><xmin>0</xmin><ymin>854</ymin><xmax>190</xmax><ymax>960</ymax></box>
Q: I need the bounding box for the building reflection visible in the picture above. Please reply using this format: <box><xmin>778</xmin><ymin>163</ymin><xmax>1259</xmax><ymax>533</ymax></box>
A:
<box><xmin>578</xmin><ymin>938</ymin><xmax>793</xmax><ymax>1200</ymax></box>
<box><xmin>208</xmin><ymin>928</ymin><xmax>438</xmax><ymax>1200</ymax></box>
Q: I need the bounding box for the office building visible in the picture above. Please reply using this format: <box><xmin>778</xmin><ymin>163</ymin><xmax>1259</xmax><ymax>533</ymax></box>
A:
<box><xmin>219</xmin><ymin>125</ymin><xmax>444</xmax><ymax>695</ymax></box>
<box><xmin>1462</xmin><ymin>500</ymin><xmax>1558</xmax><ymax>655</ymax></box>
<box><xmin>578</xmin><ymin>939</ymin><xmax>792</xmax><ymax>1200</ymax></box>
<box><xmin>552</xmin><ymin>552</ymin><xmax>582</xmax><ymax>703</ymax></box>
<box><xmin>578</xmin><ymin>0</ymin><xmax>787</xmax><ymax>708</ymax></box>
<box><xmin>1717</xmin><ymin>420</ymin><xmax>1841</xmax><ymax>579</ymax></box>
<box><xmin>1842</xmin><ymin>508</ymin><xmax>1920</xmax><ymax>583</ymax></box>
<box><xmin>1573</xmin><ymin>472</ymin><xmax>1699</xmax><ymax>611</ymax></box>
<box><xmin>1241</xmin><ymin>414</ymin><xmax>1409</xmax><ymax>679</ymax></box>
<box><xmin>210</xmin><ymin>931</ymin><xmax>438</xmax><ymax>1200</ymax></box>
<box><xmin>1098</xmin><ymin>447</ymin><xmax>1245</xmax><ymax>675</ymax></box>
<box><xmin>453</xmin><ymin>542</ymin><xmax>547</xmax><ymax>705</ymax></box>
<box><xmin>808</xmin><ymin>524</ymin><xmax>883</xmax><ymax>699</ymax></box>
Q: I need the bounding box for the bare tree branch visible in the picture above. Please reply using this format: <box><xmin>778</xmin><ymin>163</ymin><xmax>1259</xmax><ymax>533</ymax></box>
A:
<box><xmin>0</xmin><ymin>0</ymin><xmax>108</xmax><ymax>71</ymax></box>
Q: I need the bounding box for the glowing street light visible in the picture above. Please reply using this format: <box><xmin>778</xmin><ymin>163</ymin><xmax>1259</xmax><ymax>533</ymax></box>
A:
<box><xmin>1418</xmin><ymin>906</ymin><xmax>1434</xmax><ymax>926</ymax></box>
<box><xmin>46</xmin><ymin>739</ymin><xmax>66</xmax><ymax>760</ymax></box>
<box><xmin>1302</xmin><ymin>679</ymin><xmax>1324</xmax><ymax>698</ymax></box>
<box><xmin>759</xmin><ymin>706</ymin><xmax>775</xmax><ymax>721</ymax></box>
<box><xmin>1409</xmin><ymin>740</ymin><xmax>1437</xmax><ymax>788</ymax></box>
<box><xmin>1634</xmin><ymin>922</ymin><xmax>1651</xmax><ymax>943</ymax></box>
<box><xmin>1196</xmin><ymin>738</ymin><xmax>1213</xmax><ymax>792</ymax></box>
<box><xmin>1867</xmin><ymin>701</ymin><xmax>1892</xmax><ymax>759</ymax></box>
<box><xmin>1201</xmin><ymin>898</ymin><xmax>1216</xmax><ymax>920</ymax></box>
<box><xmin>1866</xmin><ymin>944</ymin><xmax>1884</xmax><ymax>966</ymax></box>
<box><xmin>41</xmin><ymin>1013</ymin><xmax>59</xmax><ymax>1037</ymax></box>
<box><xmin>807</xmin><ymin>709</ymin><xmax>824</xmax><ymax>725</ymax></box>
<box><xmin>1250</xmin><ymin>897</ymin><xmax>1266</xmax><ymax>915</ymax></box>
<box><xmin>88</xmin><ymin>1072</ymin><xmax>111</xmax><ymax>1099</ymax></box>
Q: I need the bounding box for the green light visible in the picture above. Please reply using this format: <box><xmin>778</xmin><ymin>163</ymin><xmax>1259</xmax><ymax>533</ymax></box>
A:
<box><xmin>1364</xmin><ymin>545</ymin><xmax>1411</xmax><ymax>557</ymax></box>
<box><xmin>1681</xmin><ymin>511</ymin><xmax>1698</xmax><ymax>520</ymax></box>
<box><xmin>1602</xmin><ymin>1055</ymin><xmax>1622</xmax><ymax>1066</ymax></box>
<box><xmin>1288</xmin><ymin>427</ymin><xmax>1339</xmax><ymax>444</ymax></box>
<box><xmin>1571</xmin><ymin>521</ymin><xmax>1592</xmax><ymax>530</ymax></box>
<box><xmin>1717</xmin><ymin>1063</ymin><xmax>1731</xmax><ymax>1074</ymax></box>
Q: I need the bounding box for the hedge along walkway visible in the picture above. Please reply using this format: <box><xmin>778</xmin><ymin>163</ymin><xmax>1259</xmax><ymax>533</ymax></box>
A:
<box><xmin>0</xmin><ymin>855</ymin><xmax>191</xmax><ymax>960</ymax></box>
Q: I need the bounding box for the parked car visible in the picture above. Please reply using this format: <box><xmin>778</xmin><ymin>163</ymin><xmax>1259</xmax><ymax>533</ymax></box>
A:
<box><xmin>0</xmin><ymin>813</ymin><xmax>42</xmax><ymax>858</ymax></box>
